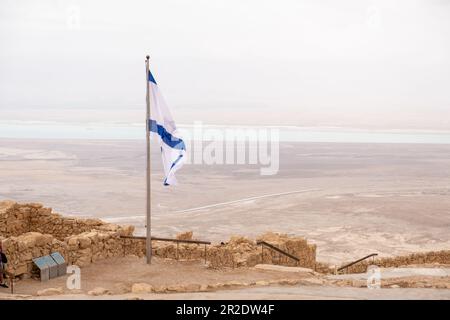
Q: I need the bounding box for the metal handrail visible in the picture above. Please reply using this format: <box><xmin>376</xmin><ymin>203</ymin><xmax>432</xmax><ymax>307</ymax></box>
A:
<box><xmin>120</xmin><ymin>235</ymin><xmax>211</xmax><ymax>245</ymax></box>
<box><xmin>4</xmin><ymin>271</ymin><xmax>14</xmax><ymax>294</ymax></box>
<box><xmin>120</xmin><ymin>235</ymin><xmax>211</xmax><ymax>263</ymax></box>
<box><xmin>256</xmin><ymin>240</ymin><xmax>300</xmax><ymax>264</ymax></box>
<box><xmin>337</xmin><ymin>253</ymin><xmax>378</xmax><ymax>273</ymax></box>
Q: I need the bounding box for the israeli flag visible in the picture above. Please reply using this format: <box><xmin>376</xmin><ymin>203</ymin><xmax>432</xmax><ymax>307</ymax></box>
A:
<box><xmin>148</xmin><ymin>70</ymin><xmax>186</xmax><ymax>185</ymax></box>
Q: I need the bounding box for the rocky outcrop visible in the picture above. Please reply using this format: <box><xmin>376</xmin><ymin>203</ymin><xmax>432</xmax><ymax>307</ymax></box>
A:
<box><xmin>176</xmin><ymin>231</ymin><xmax>193</xmax><ymax>240</ymax></box>
<box><xmin>88</xmin><ymin>287</ymin><xmax>111</xmax><ymax>296</ymax></box>
<box><xmin>131</xmin><ymin>283</ymin><xmax>154</xmax><ymax>294</ymax></box>
<box><xmin>36</xmin><ymin>287</ymin><xmax>64</xmax><ymax>296</ymax></box>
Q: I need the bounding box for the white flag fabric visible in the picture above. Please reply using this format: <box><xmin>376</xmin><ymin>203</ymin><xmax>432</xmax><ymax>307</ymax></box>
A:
<box><xmin>148</xmin><ymin>70</ymin><xmax>186</xmax><ymax>185</ymax></box>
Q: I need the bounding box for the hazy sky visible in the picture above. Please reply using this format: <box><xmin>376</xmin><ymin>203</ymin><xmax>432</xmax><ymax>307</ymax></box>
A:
<box><xmin>1</xmin><ymin>0</ymin><xmax>449</xmax><ymax>129</ymax></box>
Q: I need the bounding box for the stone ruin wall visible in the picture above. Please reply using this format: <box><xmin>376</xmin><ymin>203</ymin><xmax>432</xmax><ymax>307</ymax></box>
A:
<box><xmin>0</xmin><ymin>201</ymin><xmax>318</xmax><ymax>278</ymax></box>
<box><xmin>0</xmin><ymin>201</ymin><xmax>135</xmax><ymax>276</ymax></box>
<box><xmin>123</xmin><ymin>232</ymin><xmax>317</xmax><ymax>270</ymax></box>
<box><xmin>2</xmin><ymin>201</ymin><xmax>450</xmax><ymax>278</ymax></box>
<box><xmin>0</xmin><ymin>201</ymin><xmax>134</xmax><ymax>240</ymax></box>
<box><xmin>342</xmin><ymin>250</ymin><xmax>450</xmax><ymax>274</ymax></box>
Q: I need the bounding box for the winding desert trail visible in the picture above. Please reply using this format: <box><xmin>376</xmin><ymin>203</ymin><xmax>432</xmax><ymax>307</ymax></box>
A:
<box><xmin>175</xmin><ymin>189</ymin><xmax>320</xmax><ymax>213</ymax></box>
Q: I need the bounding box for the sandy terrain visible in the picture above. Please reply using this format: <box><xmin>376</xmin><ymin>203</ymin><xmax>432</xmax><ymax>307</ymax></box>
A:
<box><xmin>0</xmin><ymin>139</ymin><xmax>449</xmax><ymax>265</ymax></box>
<box><xmin>4</xmin><ymin>286</ymin><xmax>450</xmax><ymax>300</ymax></box>
<box><xmin>0</xmin><ymin>256</ymin><xmax>449</xmax><ymax>300</ymax></box>
<box><xmin>2</xmin><ymin>256</ymin><xmax>318</xmax><ymax>296</ymax></box>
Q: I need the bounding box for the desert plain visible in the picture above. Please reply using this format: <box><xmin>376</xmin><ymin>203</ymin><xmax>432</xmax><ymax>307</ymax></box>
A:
<box><xmin>0</xmin><ymin>138</ymin><xmax>449</xmax><ymax>299</ymax></box>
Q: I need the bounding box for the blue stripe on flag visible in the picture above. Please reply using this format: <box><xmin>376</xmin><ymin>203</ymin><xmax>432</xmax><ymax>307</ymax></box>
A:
<box><xmin>170</xmin><ymin>154</ymin><xmax>183</xmax><ymax>169</ymax></box>
<box><xmin>148</xmin><ymin>119</ymin><xmax>186</xmax><ymax>150</ymax></box>
<box><xmin>148</xmin><ymin>70</ymin><xmax>157</xmax><ymax>84</ymax></box>
<box><xmin>163</xmin><ymin>153</ymin><xmax>184</xmax><ymax>186</ymax></box>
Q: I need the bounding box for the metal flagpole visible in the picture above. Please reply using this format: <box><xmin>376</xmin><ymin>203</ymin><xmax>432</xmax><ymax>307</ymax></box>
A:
<box><xmin>145</xmin><ymin>55</ymin><xmax>152</xmax><ymax>264</ymax></box>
